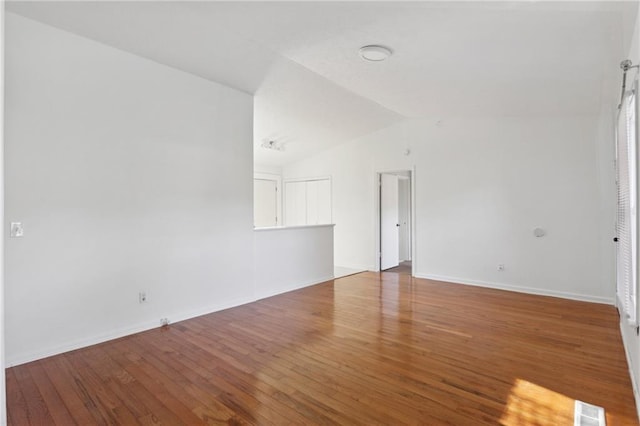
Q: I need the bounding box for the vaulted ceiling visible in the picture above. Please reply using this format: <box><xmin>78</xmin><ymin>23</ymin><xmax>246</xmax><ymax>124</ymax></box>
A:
<box><xmin>6</xmin><ymin>1</ymin><xmax>637</xmax><ymax>166</ymax></box>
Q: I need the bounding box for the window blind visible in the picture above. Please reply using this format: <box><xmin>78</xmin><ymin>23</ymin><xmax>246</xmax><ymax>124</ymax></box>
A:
<box><xmin>616</xmin><ymin>82</ymin><xmax>638</xmax><ymax>326</ymax></box>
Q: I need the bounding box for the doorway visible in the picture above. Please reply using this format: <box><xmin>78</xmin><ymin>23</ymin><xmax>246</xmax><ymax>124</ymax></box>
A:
<box><xmin>377</xmin><ymin>170</ymin><xmax>413</xmax><ymax>274</ymax></box>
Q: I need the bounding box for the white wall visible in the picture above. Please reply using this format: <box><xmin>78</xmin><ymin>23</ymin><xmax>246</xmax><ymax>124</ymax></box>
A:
<box><xmin>4</xmin><ymin>14</ymin><xmax>255</xmax><ymax>366</ymax></box>
<box><xmin>285</xmin><ymin>140</ymin><xmax>375</xmax><ymax>271</ymax></box>
<box><xmin>619</xmin><ymin>3</ymin><xmax>640</xmax><ymax>419</ymax></box>
<box><xmin>0</xmin><ymin>2</ymin><xmax>7</xmax><ymax>423</ymax></box>
<box><xmin>254</xmin><ymin>225</ymin><xmax>334</xmax><ymax>300</ymax></box>
<box><xmin>254</xmin><ymin>164</ymin><xmax>282</xmax><ymax>176</ymax></box>
<box><xmin>284</xmin><ymin>115</ymin><xmax>611</xmax><ymax>303</ymax></box>
<box><xmin>254</xmin><ymin>178</ymin><xmax>279</xmax><ymax>227</ymax></box>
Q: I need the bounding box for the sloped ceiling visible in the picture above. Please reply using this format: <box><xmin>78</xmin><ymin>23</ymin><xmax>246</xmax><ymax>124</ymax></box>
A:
<box><xmin>5</xmin><ymin>1</ymin><xmax>636</xmax><ymax>166</ymax></box>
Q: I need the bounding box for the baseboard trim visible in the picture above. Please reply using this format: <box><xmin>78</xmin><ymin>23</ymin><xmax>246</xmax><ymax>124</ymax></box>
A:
<box><xmin>619</xmin><ymin>321</ymin><xmax>640</xmax><ymax>422</ymax></box>
<box><xmin>336</xmin><ymin>264</ymin><xmax>375</xmax><ymax>273</ymax></box>
<box><xmin>8</xmin><ymin>273</ymin><xmax>613</xmax><ymax>367</ymax></box>
<box><xmin>8</xmin><ymin>273</ymin><xmax>338</xmax><ymax>367</ymax></box>
<box><xmin>6</xmin><ymin>295</ymin><xmax>254</xmax><ymax>367</ymax></box>
<box><xmin>414</xmin><ymin>273</ymin><xmax>615</xmax><ymax>305</ymax></box>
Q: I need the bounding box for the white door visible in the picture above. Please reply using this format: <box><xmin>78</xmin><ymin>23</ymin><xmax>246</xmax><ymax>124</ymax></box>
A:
<box><xmin>285</xmin><ymin>179</ymin><xmax>332</xmax><ymax>226</ymax></box>
<box><xmin>254</xmin><ymin>179</ymin><xmax>277</xmax><ymax>227</ymax></box>
<box><xmin>305</xmin><ymin>179</ymin><xmax>332</xmax><ymax>225</ymax></box>
<box><xmin>284</xmin><ymin>181</ymin><xmax>307</xmax><ymax>226</ymax></box>
<box><xmin>316</xmin><ymin>179</ymin><xmax>332</xmax><ymax>224</ymax></box>
<box><xmin>398</xmin><ymin>177</ymin><xmax>411</xmax><ymax>262</ymax></box>
<box><xmin>306</xmin><ymin>180</ymin><xmax>319</xmax><ymax>225</ymax></box>
<box><xmin>380</xmin><ymin>174</ymin><xmax>400</xmax><ymax>270</ymax></box>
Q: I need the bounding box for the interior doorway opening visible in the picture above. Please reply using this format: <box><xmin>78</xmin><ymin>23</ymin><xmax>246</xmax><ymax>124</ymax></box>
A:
<box><xmin>377</xmin><ymin>170</ymin><xmax>414</xmax><ymax>275</ymax></box>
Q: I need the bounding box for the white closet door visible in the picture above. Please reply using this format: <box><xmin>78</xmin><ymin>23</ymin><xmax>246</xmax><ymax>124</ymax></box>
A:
<box><xmin>285</xmin><ymin>178</ymin><xmax>332</xmax><ymax>226</ymax></box>
<box><xmin>317</xmin><ymin>179</ymin><xmax>332</xmax><ymax>224</ymax></box>
<box><xmin>306</xmin><ymin>179</ymin><xmax>332</xmax><ymax>225</ymax></box>
<box><xmin>284</xmin><ymin>181</ymin><xmax>307</xmax><ymax>226</ymax></box>
<box><xmin>306</xmin><ymin>180</ymin><xmax>319</xmax><ymax>225</ymax></box>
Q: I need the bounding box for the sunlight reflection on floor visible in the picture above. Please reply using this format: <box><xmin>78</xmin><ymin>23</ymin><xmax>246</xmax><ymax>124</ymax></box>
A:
<box><xmin>500</xmin><ymin>379</ymin><xmax>574</xmax><ymax>425</ymax></box>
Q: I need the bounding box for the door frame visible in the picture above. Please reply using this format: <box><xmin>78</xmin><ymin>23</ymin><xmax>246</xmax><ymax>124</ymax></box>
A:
<box><xmin>254</xmin><ymin>172</ymin><xmax>282</xmax><ymax>226</ymax></box>
<box><xmin>397</xmin><ymin>175</ymin><xmax>412</xmax><ymax>262</ymax></box>
<box><xmin>374</xmin><ymin>168</ymin><xmax>416</xmax><ymax>276</ymax></box>
<box><xmin>380</xmin><ymin>173</ymin><xmax>400</xmax><ymax>270</ymax></box>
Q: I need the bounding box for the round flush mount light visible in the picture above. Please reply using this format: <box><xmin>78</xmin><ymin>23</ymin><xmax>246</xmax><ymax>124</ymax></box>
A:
<box><xmin>359</xmin><ymin>45</ymin><xmax>392</xmax><ymax>62</ymax></box>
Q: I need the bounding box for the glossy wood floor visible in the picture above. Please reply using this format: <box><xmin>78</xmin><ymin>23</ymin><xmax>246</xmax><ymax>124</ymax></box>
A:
<box><xmin>7</xmin><ymin>272</ymin><xmax>639</xmax><ymax>425</ymax></box>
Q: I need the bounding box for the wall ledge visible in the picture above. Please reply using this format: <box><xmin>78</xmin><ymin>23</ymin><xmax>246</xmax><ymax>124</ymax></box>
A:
<box><xmin>254</xmin><ymin>224</ymin><xmax>335</xmax><ymax>232</ymax></box>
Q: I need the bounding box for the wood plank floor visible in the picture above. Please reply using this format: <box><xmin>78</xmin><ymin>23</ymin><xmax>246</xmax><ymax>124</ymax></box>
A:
<box><xmin>383</xmin><ymin>261</ymin><xmax>412</xmax><ymax>274</ymax></box>
<box><xmin>6</xmin><ymin>271</ymin><xmax>639</xmax><ymax>425</ymax></box>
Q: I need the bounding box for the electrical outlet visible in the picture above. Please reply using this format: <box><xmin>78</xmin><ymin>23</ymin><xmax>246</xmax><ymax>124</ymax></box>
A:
<box><xmin>10</xmin><ymin>222</ymin><xmax>23</xmax><ymax>238</ymax></box>
<box><xmin>497</xmin><ymin>264</ymin><xmax>505</xmax><ymax>272</ymax></box>
<box><xmin>160</xmin><ymin>318</ymin><xmax>170</xmax><ymax>327</ymax></box>
<box><xmin>139</xmin><ymin>292</ymin><xmax>147</xmax><ymax>303</ymax></box>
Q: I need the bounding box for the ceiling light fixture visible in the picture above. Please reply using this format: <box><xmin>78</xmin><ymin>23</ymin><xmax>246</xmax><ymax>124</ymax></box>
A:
<box><xmin>261</xmin><ymin>140</ymin><xmax>285</xmax><ymax>152</ymax></box>
<box><xmin>359</xmin><ymin>45</ymin><xmax>392</xmax><ymax>62</ymax></box>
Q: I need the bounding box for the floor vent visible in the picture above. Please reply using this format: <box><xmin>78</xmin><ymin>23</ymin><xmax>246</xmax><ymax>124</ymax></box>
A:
<box><xmin>574</xmin><ymin>400</ymin><xmax>606</xmax><ymax>426</ymax></box>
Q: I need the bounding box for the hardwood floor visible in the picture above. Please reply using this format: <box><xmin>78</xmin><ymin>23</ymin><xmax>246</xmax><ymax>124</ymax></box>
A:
<box><xmin>7</xmin><ymin>271</ymin><xmax>639</xmax><ymax>425</ymax></box>
<box><xmin>382</xmin><ymin>261</ymin><xmax>412</xmax><ymax>274</ymax></box>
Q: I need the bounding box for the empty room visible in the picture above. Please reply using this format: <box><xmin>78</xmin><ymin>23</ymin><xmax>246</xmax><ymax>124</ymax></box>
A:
<box><xmin>2</xmin><ymin>1</ymin><xmax>640</xmax><ymax>425</ymax></box>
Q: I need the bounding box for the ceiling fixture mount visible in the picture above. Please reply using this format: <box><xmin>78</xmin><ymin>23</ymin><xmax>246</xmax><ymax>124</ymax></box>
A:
<box><xmin>359</xmin><ymin>45</ymin><xmax>392</xmax><ymax>62</ymax></box>
<box><xmin>261</xmin><ymin>140</ymin><xmax>285</xmax><ymax>152</ymax></box>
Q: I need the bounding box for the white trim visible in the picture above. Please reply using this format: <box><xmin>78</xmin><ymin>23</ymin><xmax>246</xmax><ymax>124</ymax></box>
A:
<box><xmin>615</xmin><ymin>78</ymin><xmax>639</xmax><ymax>326</ymax></box>
<box><xmin>620</xmin><ymin>320</ymin><xmax>640</xmax><ymax>422</ymax></box>
<box><xmin>6</xmin><ymin>295</ymin><xmax>256</xmax><ymax>367</ymax></box>
<box><xmin>283</xmin><ymin>175</ymin><xmax>332</xmax><ymax>184</ymax></box>
<box><xmin>635</xmin><ymin>76</ymin><xmax>640</xmax><ymax>327</ymax></box>
<box><xmin>411</xmin><ymin>166</ymin><xmax>417</xmax><ymax>277</ymax></box>
<box><xmin>338</xmin><ymin>263</ymin><xmax>376</xmax><ymax>272</ymax></box>
<box><xmin>415</xmin><ymin>273</ymin><xmax>615</xmax><ymax>305</ymax></box>
<box><xmin>374</xmin><ymin>168</ymin><xmax>416</xmax><ymax>274</ymax></box>
<box><xmin>254</xmin><ymin>224</ymin><xmax>335</xmax><ymax>232</ymax></box>
<box><xmin>254</xmin><ymin>172</ymin><xmax>281</xmax><ymax>181</ymax></box>
<box><xmin>0</xmin><ymin>2</ymin><xmax>6</xmax><ymax>422</ymax></box>
<box><xmin>618</xmin><ymin>293</ymin><xmax>625</xmax><ymax>311</ymax></box>
<box><xmin>254</xmin><ymin>172</ymin><xmax>282</xmax><ymax>226</ymax></box>
<box><xmin>7</xmin><ymin>271</ymin><xmax>337</xmax><ymax>367</ymax></box>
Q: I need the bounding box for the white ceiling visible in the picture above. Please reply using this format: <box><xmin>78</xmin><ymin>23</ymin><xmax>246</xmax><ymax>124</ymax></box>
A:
<box><xmin>6</xmin><ymin>1</ymin><xmax>637</xmax><ymax>167</ymax></box>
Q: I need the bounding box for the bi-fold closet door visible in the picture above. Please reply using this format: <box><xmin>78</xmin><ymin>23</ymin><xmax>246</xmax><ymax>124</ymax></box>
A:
<box><xmin>284</xmin><ymin>178</ymin><xmax>331</xmax><ymax>226</ymax></box>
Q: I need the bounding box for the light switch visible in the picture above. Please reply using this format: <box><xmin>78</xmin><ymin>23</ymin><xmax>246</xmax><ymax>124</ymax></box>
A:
<box><xmin>10</xmin><ymin>222</ymin><xmax>24</xmax><ymax>238</ymax></box>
